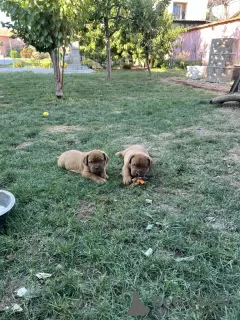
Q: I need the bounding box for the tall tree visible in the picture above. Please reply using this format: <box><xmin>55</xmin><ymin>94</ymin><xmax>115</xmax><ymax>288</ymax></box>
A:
<box><xmin>88</xmin><ymin>0</ymin><xmax>127</xmax><ymax>80</ymax></box>
<box><xmin>0</xmin><ymin>0</ymin><xmax>89</xmax><ymax>98</ymax></box>
<box><xmin>152</xmin><ymin>11</ymin><xmax>184</xmax><ymax>67</ymax></box>
<box><xmin>208</xmin><ymin>0</ymin><xmax>231</xmax><ymax>20</ymax></box>
<box><xmin>127</xmin><ymin>0</ymin><xmax>170</xmax><ymax>76</ymax></box>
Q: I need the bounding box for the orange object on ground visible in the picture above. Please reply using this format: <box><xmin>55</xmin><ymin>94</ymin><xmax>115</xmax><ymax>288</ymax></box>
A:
<box><xmin>137</xmin><ymin>178</ymin><xmax>145</xmax><ymax>184</ymax></box>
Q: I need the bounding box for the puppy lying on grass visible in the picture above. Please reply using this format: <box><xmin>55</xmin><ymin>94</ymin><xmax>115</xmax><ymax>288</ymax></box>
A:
<box><xmin>115</xmin><ymin>145</ymin><xmax>153</xmax><ymax>185</ymax></box>
<box><xmin>58</xmin><ymin>149</ymin><xmax>109</xmax><ymax>183</ymax></box>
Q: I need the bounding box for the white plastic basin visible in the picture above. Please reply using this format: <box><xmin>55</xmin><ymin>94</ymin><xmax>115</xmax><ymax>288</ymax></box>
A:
<box><xmin>0</xmin><ymin>190</ymin><xmax>15</xmax><ymax>217</ymax></box>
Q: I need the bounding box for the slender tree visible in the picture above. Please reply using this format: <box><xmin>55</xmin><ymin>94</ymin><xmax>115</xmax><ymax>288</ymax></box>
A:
<box><xmin>0</xmin><ymin>0</ymin><xmax>89</xmax><ymax>98</ymax></box>
<box><xmin>87</xmin><ymin>0</ymin><xmax>127</xmax><ymax>80</ymax></box>
<box><xmin>127</xmin><ymin>0</ymin><xmax>170</xmax><ymax>76</ymax></box>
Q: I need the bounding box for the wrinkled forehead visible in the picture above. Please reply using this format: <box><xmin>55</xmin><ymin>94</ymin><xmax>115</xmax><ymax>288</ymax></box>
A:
<box><xmin>132</xmin><ymin>155</ymin><xmax>149</xmax><ymax>167</ymax></box>
<box><xmin>88</xmin><ymin>152</ymin><xmax>104</xmax><ymax>162</ymax></box>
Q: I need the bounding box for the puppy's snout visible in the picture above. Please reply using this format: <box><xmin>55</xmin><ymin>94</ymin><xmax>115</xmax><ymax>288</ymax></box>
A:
<box><xmin>136</xmin><ymin>170</ymin><xmax>147</xmax><ymax>178</ymax></box>
<box><xmin>93</xmin><ymin>164</ymin><xmax>101</xmax><ymax>171</ymax></box>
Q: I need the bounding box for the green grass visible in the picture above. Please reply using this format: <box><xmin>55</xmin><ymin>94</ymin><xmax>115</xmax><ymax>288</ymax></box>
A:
<box><xmin>1</xmin><ymin>69</ymin><xmax>240</xmax><ymax>320</ymax></box>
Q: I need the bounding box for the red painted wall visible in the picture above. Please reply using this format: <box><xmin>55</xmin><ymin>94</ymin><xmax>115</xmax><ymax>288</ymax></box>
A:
<box><xmin>0</xmin><ymin>36</ymin><xmax>25</xmax><ymax>56</ymax></box>
<box><xmin>174</xmin><ymin>19</ymin><xmax>240</xmax><ymax>65</ymax></box>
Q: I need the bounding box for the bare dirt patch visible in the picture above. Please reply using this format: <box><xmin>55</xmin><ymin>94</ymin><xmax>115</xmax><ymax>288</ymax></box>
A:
<box><xmin>112</xmin><ymin>109</ymin><xmax>122</xmax><ymax>114</ymax></box>
<box><xmin>161</xmin><ymin>77</ymin><xmax>231</xmax><ymax>94</ymax></box>
<box><xmin>76</xmin><ymin>201</ymin><xmax>95</xmax><ymax>221</ymax></box>
<box><xmin>0</xmin><ymin>279</ymin><xmax>24</xmax><ymax>311</ymax></box>
<box><xmin>216</xmin><ymin>108</ymin><xmax>240</xmax><ymax>127</ymax></box>
<box><xmin>176</xmin><ymin>126</ymin><xmax>239</xmax><ymax>139</ymax></box>
<box><xmin>228</xmin><ymin>149</ymin><xmax>240</xmax><ymax>162</ymax></box>
<box><xmin>16</xmin><ymin>141</ymin><xmax>34</xmax><ymax>149</ymax></box>
<box><xmin>45</xmin><ymin>125</ymin><xmax>83</xmax><ymax>133</ymax></box>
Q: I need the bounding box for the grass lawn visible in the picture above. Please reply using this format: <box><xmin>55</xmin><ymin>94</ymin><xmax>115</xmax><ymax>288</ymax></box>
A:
<box><xmin>1</xmin><ymin>69</ymin><xmax>240</xmax><ymax>319</ymax></box>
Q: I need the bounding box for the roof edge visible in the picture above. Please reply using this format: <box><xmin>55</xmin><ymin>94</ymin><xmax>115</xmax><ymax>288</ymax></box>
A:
<box><xmin>187</xmin><ymin>17</ymin><xmax>240</xmax><ymax>32</ymax></box>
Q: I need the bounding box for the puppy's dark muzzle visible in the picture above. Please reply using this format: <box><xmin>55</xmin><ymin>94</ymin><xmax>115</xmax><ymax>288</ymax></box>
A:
<box><xmin>92</xmin><ymin>166</ymin><xmax>102</xmax><ymax>174</ymax></box>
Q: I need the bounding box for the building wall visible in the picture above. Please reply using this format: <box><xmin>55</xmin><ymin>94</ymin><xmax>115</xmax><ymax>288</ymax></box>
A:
<box><xmin>0</xmin><ymin>36</ymin><xmax>24</xmax><ymax>56</ymax></box>
<box><xmin>212</xmin><ymin>0</ymin><xmax>240</xmax><ymax>19</ymax></box>
<box><xmin>167</xmin><ymin>0</ymin><xmax>208</xmax><ymax>21</ymax></box>
<box><xmin>175</xmin><ymin>19</ymin><xmax>240</xmax><ymax>65</ymax></box>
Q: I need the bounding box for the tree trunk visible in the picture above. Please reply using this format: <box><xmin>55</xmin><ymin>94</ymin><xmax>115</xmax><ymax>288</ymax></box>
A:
<box><xmin>210</xmin><ymin>94</ymin><xmax>240</xmax><ymax>104</ymax></box>
<box><xmin>106</xmin><ymin>36</ymin><xmax>111</xmax><ymax>80</ymax></box>
<box><xmin>150</xmin><ymin>58</ymin><xmax>154</xmax><ymax>69</ymax></box>
<box><xmin>224</xmin><ymin>3</ymin><xmax>228</xmax><ymax>19</ymax></box>
<box><xmin>50</xmin><ymin>48</ymin><xmax>64</xmax><ymax>98</ymax></box>
<box><xmin>104</xmin><ymin>17</ymin><xmax>111</xmax><ymax>81</ymax></box>
<box><xmin>145</xmin><ymin>49</ymin><xmax>151</xmax><ymax>77</ymax></box>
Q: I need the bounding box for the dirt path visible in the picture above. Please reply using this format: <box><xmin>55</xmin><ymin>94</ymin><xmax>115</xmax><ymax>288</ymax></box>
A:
<box><xmin>161</xmin><ymin>77</ymin><xmax>231</xmax><ymax>95</ymax></box>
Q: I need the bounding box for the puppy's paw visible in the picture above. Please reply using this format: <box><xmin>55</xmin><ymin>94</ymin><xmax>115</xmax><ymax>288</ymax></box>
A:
<box><xmin>123</xmin><ymin>176</ymin><xmax>132</xmax><ymax>185</ymax></box>
<box><xmin>101</xmin><ymin>173</ymin><xmax>108</xmax><ymax>179</ymax></box>
<box><xmin>97</xmin><ymin>178</ymin><xmax>107</xmax><ymax>183</ymax></box>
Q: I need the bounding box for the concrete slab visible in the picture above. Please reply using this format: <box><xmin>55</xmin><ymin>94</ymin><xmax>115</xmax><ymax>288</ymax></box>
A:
<box><xmin>0</xmin><ymin>67</ymin><xmax>95</xmax><ymax>73</ymax></box>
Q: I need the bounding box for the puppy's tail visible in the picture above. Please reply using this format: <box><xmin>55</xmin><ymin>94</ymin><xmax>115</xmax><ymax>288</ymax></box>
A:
<box><xmin>115</xmin><ymin>151</ymin><xmax>123</xmax><ymax>157</ymax></box>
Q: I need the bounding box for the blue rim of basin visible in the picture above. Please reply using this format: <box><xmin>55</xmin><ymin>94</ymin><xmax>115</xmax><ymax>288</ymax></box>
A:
<box><xmin>0</xmin><ymin>190</ymin><xmax>16</xmax><ymax>217</ymax></box>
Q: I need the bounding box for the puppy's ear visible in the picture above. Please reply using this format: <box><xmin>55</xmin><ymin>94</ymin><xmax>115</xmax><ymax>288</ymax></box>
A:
<box><xmin>129</xmin><ymin>155</ymin><xmax>135</xmax><ymax>164</ymax></box>
<box><xmin>83</xmin><ymin>154</ymin><xmax>89</xmax><ymax>166</ymax></box>
<box><xmin>102</xmin><ymin>152</ymin><xmax>109</xmax><ymax>163</ymax></box>
<box><xmin>148</xmin><ymin>156</ymin><xmax>153</xmax><ymax>167</ymax></box>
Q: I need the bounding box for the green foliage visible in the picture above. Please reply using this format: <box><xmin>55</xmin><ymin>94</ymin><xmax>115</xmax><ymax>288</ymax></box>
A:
<box><xmin>80</xmin><ymin>24</ymin><xmax>107</xmax><ymax>67</ymax></box>
<box><xmin>32</xmin><ymin>51</ymin><xmax>50</xmax><ymax>60</ymax></box>
<box><xmin>122</xmin><ymin>62</ymin><xmax>133</xmax><ymax>69</ymax></box>
<box><xmin>128</xmin><ymin>0</ymin><xmax>170</xmax><ymax>49</ymax></box>
<box><xmin>9</xmin><ymin>49</ymin><xmax>20</xmax><ymax>58</ymax></box>
<box><xmin>0</xmin><ymin>0</ymin><xmax>89</xmax><ymax>52</ymax></box>
<box><xmin>174</xmin><ymin>59</ymin><xmax>202</xmax><ymax>69</ymax></box>
<box><xmin>81</xmin><ymin>58</ymin><xmax>93</xmax><ymax>69</ymax></box>
<box><xmin>80</xmin><ymin>4</ymin><xmax>183</xmax><ymax>71</ymax></box>
<box><xmin>12</xmin><ymin>60</ymin><xmax>24</xmax><ymax>67</ymax></box>
<box><xmin>152</xmin><ymin>11</ymin><xmax>185</xmax><ymax>66</ymax></box>
<box><xmin>40</xmin><ymin>59</ymin><xmax>53</xmax><ymax>68</ymax></box>
<box><xmin>20</xmin><ymin>46</ymin><xmax>33</xmax><ymax>58</ymax></box>
<box><xmin>0</xmin><ymin>0</ymin><xmax>90</xmax><ymax>96</ymax></box>
<box><xmin>86</xmin><ymin>0</ymin><xmax>129</xmax><ymax>78</ymax></box>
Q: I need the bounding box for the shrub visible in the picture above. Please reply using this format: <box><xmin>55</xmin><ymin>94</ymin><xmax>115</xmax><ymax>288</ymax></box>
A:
<box><xmin>32</xmin><ymin>51</ymin><xmax>50</xmax><ymax>60</ymax></box>
<box><xmin>174</xmin><ymin>59</ymin><xmax>202</xmax><ymax>69</ymax></box>
<box><xmin>122</xmin><ymin>63</ymin><xmax>133</xmax><ymax>70</ymax></box>
<box><xmin>20</xmin><ymin>47</ymin><xmax>33</xmax><ymax>58</ymax></box>
<box><xmin>13</xmin><ymin>61</ymin><xmax>24</xmax><ymax>68</ymax></box>
<box><xmin>82</xmin><ymin>59</ymin><xmax>93</xmax><ymax>69</ymax></box>
<box><xmin>10</xmin><ymin>50</ymin><xmax>20</xmax><ymax>58</ymax></box>
<box><xmin>59</xmin><ymin>61</ymin><xmax>67</xmax><ymax>68</ymax></box>
<box><xmin>40</xmin><ymin>60</ymin><xmax>52</xmax><ymax>68</ymax></box>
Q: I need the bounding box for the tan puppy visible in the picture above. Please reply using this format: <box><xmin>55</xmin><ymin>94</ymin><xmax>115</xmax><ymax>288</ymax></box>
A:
<box><xmin>115</xmin><ymin>145</ymin><xmax>153</xmax><ymax>185</ymax></box>
<box><xmin>57</xmin><ymin>149</ymin><xmax>109</xmax><ymax>183</ymax></box>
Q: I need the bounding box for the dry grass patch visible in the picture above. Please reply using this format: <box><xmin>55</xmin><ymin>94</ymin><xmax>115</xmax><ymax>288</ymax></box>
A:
<box><xmin>16</xmin><ymin>141</ymin><xmax>34</xmax><ymax>149</ymax></box>
<box><xmin>45</xmin><ymin>125</ymin><xmax>83</xmax><ymax>133</ymax></box>
<box><xmin>228</xmin><ymin>149</ymin><xmax>240</xmax><ymax>162</ymax></box>
<box><xmin>76</xmin><ymin>201</ymin><xmax>95</xmax><ymax>222</ymax></box>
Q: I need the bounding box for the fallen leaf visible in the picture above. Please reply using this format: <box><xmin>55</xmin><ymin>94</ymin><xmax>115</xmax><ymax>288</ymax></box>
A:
<box><xmin>175</xmin><ymin>256</ymin><xmax>195</xmax><ymax>262</ymax></box>
<box><xmin>146</xmin><ymin>199</ymin><xmax>152</xmax><ymax>204</ymax></box>
<box><xmin>36</xmin><ymin>272</ymin><xmax>52</xmax><ymax>280</ymax></box>
<box><xmin>142</xmin><ymin>248</ymin><xmax>153</xmax><ymax>257</ymax></box>
<box><xmin>15</xmin><ymin>287</ymin><xmax>28</xmax><ymax>297</ymax></box>
<box><xmin>10</xmin><ymin>304</ymin><xmax>23</xmax><ymax>312</ymax></box>
<box><xmin>146</xmin><ymin>224</ymin><xmax>153</xmax><ymax>230</ymax></box>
